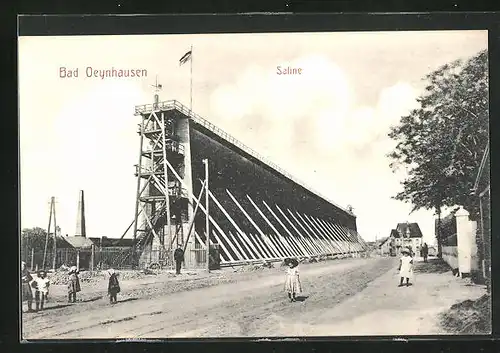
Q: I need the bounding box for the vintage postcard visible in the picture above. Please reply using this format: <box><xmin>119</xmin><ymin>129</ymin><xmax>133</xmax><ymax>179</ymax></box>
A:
<box><xmin>18</xmin><ymin>28</ymin><xmax>491</xmax><ymax>339</ymax></box>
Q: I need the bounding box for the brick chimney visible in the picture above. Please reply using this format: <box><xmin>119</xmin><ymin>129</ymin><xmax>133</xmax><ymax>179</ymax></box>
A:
<box><xmin>75</xmin><ymin>190</ymin><xmax>86</xmax><ymax>237</ymax></box>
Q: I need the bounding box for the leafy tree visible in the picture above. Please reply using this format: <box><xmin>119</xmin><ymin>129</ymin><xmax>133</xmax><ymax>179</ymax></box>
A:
<box><xmin>21</xmin><ymin>227</ymin><xmax>49</xmax><ymax>251</ymax></box>
<box><xmin>387</xmin><ymin>50</ymin><xmax>488</xmax><ymax>256</ymax></box>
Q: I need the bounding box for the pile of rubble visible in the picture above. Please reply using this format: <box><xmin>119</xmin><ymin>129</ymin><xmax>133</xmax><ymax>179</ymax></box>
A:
<box><xmin>440</xmin><ymin>294</ymin><xmax>491</xmax><ymax>334</ymax></box>
<box><xmin>47</xmin><ymin>266</ymin><xmax>162</xmax><ymax>285</ymax></box>
<box><xmin>232</xmin><ymin>261</ymin><xmax>275</xmax><ymax>272</ymax></box>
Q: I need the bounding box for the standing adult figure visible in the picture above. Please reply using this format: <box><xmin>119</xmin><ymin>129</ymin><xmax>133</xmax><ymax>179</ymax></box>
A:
<box><xmin>422</xmin><ymin>242</ymin><xmax>429</xmax><ymax>263</ymax></box>
<box><xmin>67</xmin><ymin>266</ymin><xmax>81</xmax><ymax>303</ymax></box>
<box><xmin>174</xmin><ymin>244</ymin><xmax>185</xmax><ymax>275</ymax></box>
<box><xmin>21</xmin><ymin>261</ymin><xmax>34</xmax><ymax>313</ymax></box>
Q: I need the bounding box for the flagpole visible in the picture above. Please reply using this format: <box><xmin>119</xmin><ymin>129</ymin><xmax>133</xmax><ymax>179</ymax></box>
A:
<box><xmin>190</xmin><ymin>45</ymin><xmax>193</xmax><ymax>111</ymax></box>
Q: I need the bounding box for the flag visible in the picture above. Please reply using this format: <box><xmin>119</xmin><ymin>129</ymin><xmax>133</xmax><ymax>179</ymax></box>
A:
<box><xmin>179</xmin><ymin>50</ymin><xmax>192</xmax><ymax>66</ymax></box>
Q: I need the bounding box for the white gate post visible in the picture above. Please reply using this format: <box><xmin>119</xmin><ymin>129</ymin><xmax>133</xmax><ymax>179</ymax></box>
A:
<box><xmin>455</xmin><ymin>206</ymin><xmax>474</xmax><ymax>278</ymax></box>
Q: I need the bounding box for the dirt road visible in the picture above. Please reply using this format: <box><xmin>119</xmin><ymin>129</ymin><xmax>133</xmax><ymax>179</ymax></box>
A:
<box><xmin>22</xmin><ymin>257</ymin><xmax>396</xmax><ymax>339</ymax></box>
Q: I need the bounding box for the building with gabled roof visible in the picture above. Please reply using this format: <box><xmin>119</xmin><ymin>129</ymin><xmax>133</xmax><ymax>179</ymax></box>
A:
<box><xmin>380</xmin><ymin>222</ymin><xmax>424</xmax><ymax>256</ymax></box>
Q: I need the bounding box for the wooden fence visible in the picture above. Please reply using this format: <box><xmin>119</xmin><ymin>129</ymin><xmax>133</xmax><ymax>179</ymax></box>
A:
<box><xmin>20</xmin><ymin>244</ymin><xmax>221</xmax><ymax>271</ymax></box>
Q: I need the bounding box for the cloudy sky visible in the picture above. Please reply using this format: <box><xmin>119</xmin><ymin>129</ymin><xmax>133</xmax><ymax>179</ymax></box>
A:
<box><xmin>18</xmin><ymin>30</ymin><xmax>487</xmax><ymax>244</ymax></box>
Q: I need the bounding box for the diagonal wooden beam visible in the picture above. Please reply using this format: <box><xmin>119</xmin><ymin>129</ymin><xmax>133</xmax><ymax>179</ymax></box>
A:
<box><xmin>225</xmin><ymin>230</ymin><xmax>249</xmax><ymax>261</ymax></box>
<box><xmin>247</xmin><ymin>195</ymin><xmax>299</xmax><ymax>258</ymax></box>
<box><xmin>313</xmin><ymin>216</ymin><xmax>347</xmax><ymax>254</ymax></box>
<box><xmin>328</xmin><ymin>221</ymin><xmax>351</xmax><ymax>253</ymax></box>
<box><xmin>212</xmin><ymin>228</ymin><xmax>236</xmax><ymax>262</ymax></box>
<box><xmin>347</xmin><ymin>227</ymin><xmax>364</xmax><ymax>252</ymax></box>
<box><xmin>331</xmin><ymin>222</ymin><xmax>354</xmax><ymax>254</ymax></box>
<box><xmin>204</xmin><ymin>188</ymin><xmax>261</xmax><ymax>260</ymax></box>
<box><xmin>315</xmin><ymin>217</ymin><xmax>349</xmax><ymax>253</ymax></box>
<box><xmin>194</xmin><ymin>198</ymin><xmax>244</xmax><ymax>261</ymax></box>
<box><xmin>265</xmin><ymin>232</ymin><xmax>290</xmax><ymax>258</ymax></box>
<box><xmin>298</xmin><ymin>212</ymin><xmax>339</xmax><ymax>255</ymax></box>
<box><xmin>307</xmin><ymin>215</ymin><xmax>345</xmax><ymax>255</ymax></box>
<box><xmin>194</xmin><ymin>230</ymin><xmax>206</xmax><ymax>249</ymax></box>
<box><xmin>287</xmin><ymin>209</ymin><xmax>325</xmax><ymax>254</ymax></box>
<box><xmin>293</xmin><ymin>211</ymin><xmax>338</xmax><ymax>255</ymax></box>
<box><xmin>247</xmin><ymin>232</ymin><xmax>270</xmax><ymax>259</ymax></box>
<box><xmin>277</xmin><ymin>205</ymin><xmax>319</xmax><ymax>255</ymax></box>
<box><xmin>263</xmin><ymin>201</ymin><xmax>310</xmax><ymax>256</ymax></box>
<box><xmin>228</xmin><ymin>231</ymin><xmax>251</xmax><ymax>260</ymax></box>
<box><xmin>249</xmin><ymin>232</ymin><xmax>274</xmax><ymax>259</ymax></box>
<box><xmin>190</xmin><ymin>198</ymin><xmax>236</xmax><ymax>263</ymax></box>
<box><xmin>306</xmin><ymin>214</ymin><xmax>344</xmax><ymax>255</ymax></box>
<box><xmin>267</xmin><ymin>203</ymin><xmax>311</xmax><ymax>257</ymax></box>
<box><xmin>226</xmin><ymin>190</ymin><xmax>280</xmax><ymax>259</ymax></box>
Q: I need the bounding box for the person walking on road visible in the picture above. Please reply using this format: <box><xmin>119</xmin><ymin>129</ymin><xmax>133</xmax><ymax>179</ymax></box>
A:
<box><xmin>398</xmin><ymin>248</ymin><xmax>414</xmax><ymax>287</ymax></box>
<box><xmin>21</xmin><ymin>261</ymin><xmax>34</xmax><ymax>313</ymax></box>
<box><xmin>284</xmin><ymin>258</ymin><xmax>302</xmax><ymax>302</ymax></box>
<box><xmin>174</xmin><ymin>244</ymin><xmax>185</xmax><ymax>275</ymax></box>
<box><xmin>34</xmin><ymin>269</ymin><xmax>50</xmax><ymax>311</ymax></box>
<box><xmin>107</xmin><ymin>269</ymin><xmax>120</xmax><ymax>304</ymax></box>
<box><xmin>421</xmin><ymin>242</ymin><xmax>429</xmax><ymax>263</ymax></box>
<box><xmin>67</xmin><ymin>266</ymin><xmax>81</xmax><ymax>303</ymax></box>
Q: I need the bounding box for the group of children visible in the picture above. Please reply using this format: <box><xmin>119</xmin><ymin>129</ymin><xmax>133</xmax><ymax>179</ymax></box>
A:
<box><xmin>21</xmin><ymin>261</ymin><xmax>50</xmax><ymax>312</ymax></box>
<box><xmin>21</xmin><ymin>261</ymin><xmax>121</xmax><ymax>313</ymax></box>
<box><xmin>22</xmin><ymin>252</ymin><xmax>414</xmax><ymax>311</ymax></box>
<box><xmin>283</xmin><ymin>249</ymin><xmax>416</xmax><ymax>301</ymax></box>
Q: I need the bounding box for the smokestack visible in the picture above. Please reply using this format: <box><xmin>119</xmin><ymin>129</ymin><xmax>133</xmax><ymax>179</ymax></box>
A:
<box><xmin>75</xmin><ymin>190</ymin><xmax>86</xmax><ymax>237</ymax></box>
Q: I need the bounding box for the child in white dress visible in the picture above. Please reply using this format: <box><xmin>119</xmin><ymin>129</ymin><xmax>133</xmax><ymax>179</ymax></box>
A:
<box><xmin>34</xmin><ymin>270</ymin><xmax>50</xmax><ymax>311</ymax></box>
<box><xmin>284</xmin><ymin>258</ymin><xmax>302</xmax><ymax>302</ymax></box>
<box><xmin>398</xmin><ymin>249</ymin><xmax>414</xmax><ymax>287</ymax></box>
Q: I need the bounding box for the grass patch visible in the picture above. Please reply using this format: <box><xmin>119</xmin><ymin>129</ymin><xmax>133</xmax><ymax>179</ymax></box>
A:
<box><xmin>413</xmin><ymin>257</ymin><xmax>451</xmax><ymax>274</ymax></box>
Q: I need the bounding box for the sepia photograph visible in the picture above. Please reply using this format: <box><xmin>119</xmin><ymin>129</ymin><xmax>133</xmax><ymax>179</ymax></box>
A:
<box><xmin>18</xmin><ymin>28</ymin><xmax>491</xmax><ymax>339</ymax></box>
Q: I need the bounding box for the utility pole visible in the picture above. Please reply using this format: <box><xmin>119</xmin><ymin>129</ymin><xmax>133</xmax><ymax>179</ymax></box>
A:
<box><xmin>52</xmin><ymin>197</ymin><xmax>57</xmax><ymax>270</ymax></box>
<box><xmin>42</xmin><ymin>199</ymin><xmax>53</xmax><ymax>269</ymax></box>
<box><xmin>43</xmin><ymin>197</ymin><xmax>57</xmax><ymax>270</ymax></box>
<box><xmin>203</xmin><ymin>159</ymin><xmax>210</xmax><ymax>273</ymax></box>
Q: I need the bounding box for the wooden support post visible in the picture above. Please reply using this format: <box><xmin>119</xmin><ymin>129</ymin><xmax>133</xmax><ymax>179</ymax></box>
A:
<box><xmin>161</xmin><ymin>113</ymin><xmax>172</xmax><ymax>255</ymax></box>
<box><xmin>182</xmin><ymin>180</ymin><xmax>206</xmax><ymax>253</ymax></box>
<box><xmin>203</xmin><ymin>159</ymin><xmax>210</xmax><ymax>273</ymax></box>
<box><xmin>91</xmin><ymin>245</ymin><xmax>95</xmax><ymax>271</ymax></box>
<box><xmin>192</xmin><ymin>200</ymin><xmax>238</xmax><ymax>262</ymax></box>
<box><xmin>30</xmin><ymin>248</ymin><xmax>34</xmax><ymax>271</ymax></box>
<box><xmin>76</xmin><ymin>250</ymin><xmax>80</xmax><ymax>271</ymax></box>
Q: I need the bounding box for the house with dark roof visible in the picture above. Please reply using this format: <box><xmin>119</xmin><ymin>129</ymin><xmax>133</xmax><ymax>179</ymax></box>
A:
<box><xmin>54</xmin><ymin>235</ymin><xmax>136</xmax><ymax>269</ymax></box>
<box><xmin>380</xmin><ymin>222</ymin><xmax>424</xmax><ymax>256</ymax></box>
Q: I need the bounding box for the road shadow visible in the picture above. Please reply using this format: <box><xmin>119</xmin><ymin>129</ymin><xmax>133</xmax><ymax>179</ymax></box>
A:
<box><xmin>294</xmin><ymin>296</ymin><xmax>309</xmax><ymax>302</ymax></box>
<box><xmin>413</xmin><ymin>258</ymin><xmax>450</xmax><ymax>274</ymax></box>
<box><xmin>117</xmin><ymin>297</ymin><xmax>139</xmax><ymax>304</ymax></box>
<box><xmin>41</xmin><ymin>304</ymin><xmax>72</xmax><ymax>311</ymax></box>
<box><xmin>80</xmin><ymin>296</ymin><xmax>103</xmax><ymax>303</ymax></box>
